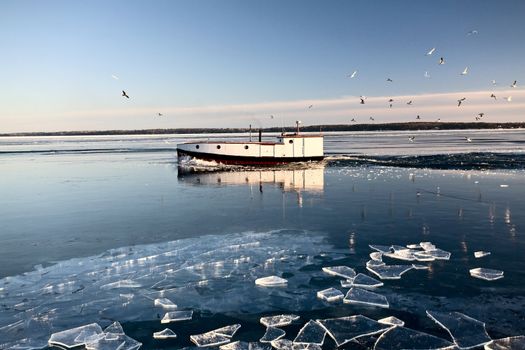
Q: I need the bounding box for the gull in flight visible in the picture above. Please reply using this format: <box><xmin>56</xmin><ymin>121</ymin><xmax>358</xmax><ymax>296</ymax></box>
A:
<box><xmin>416</xmin><ymin>115</ymin><xmax>421</xmax><ymax>120</ymax></box>
<box><xmin>426</xmin><ymin>47</ymin><xmax>436</xmax><ymax>56</ymax></box>
<box><xmin>407</xmin><ymin>100</ymin><xmax>413</xmax><ymax>105</ymax></box>
<box><xmin>424</xmin><ymin>71</ymin><xmax>431</xmax><ymax>78</ymax></box>
<box><xmin>504</xmin><ymin>96</ymin><xmax>512</xmax><ymax>102</ymax></box>
<box><xmin>511</xmin><ymin>80</ymin><xmax>517</xmax><ymax>88</ymax></box>
<box><xmin>467</xmin><ymin>30</ymin><xmax>479</xmax><ymax>36</ymax></box>
<box><xmin>157</xmin><ymin>113</ymin><xmax>163</xmax><ymax>117</ymax></box>
<box><xmin>461</xmin><ymin>67</ymin><xmax>469</xmax><ymax>75</ymax></box>
<box><xmin>270</xmin><ymin>115</ymin><xmax>274</xmax><ymax>119</ymax></box>
<box><xmin>348</xmin><ymin>70</ymin><xmax>358</xmax><ymax>78</ymax></box>
<box><xmin>465</xmin><ymin>137</ymin><xmax>472</xmax><ymax>143</ymax></box>
<box><xmin>437</xmin><ymin>118</ymin><xmax>441</xmax><ymax>122</ymax></box>
<box><xmin>408</xmin><ymin>136</ymin><xmax>415</xmax><ymax>142</ymax></box>
<box><xmin>457</xmin><ymin>97</ymin><xmax>466</xmax><ymax>107</ymax></box>
<box><xmin>369</xmin><ymin>117</ymin><xmax>375</xmax><ymax>121</ymax></box>
<box><xmin>360</xmin><ymin>96</ymin><xmax>366</xmax><ymax>104</ymax></box>
<box><xmin>492</xmin><ymin>80</ymin><xmax>497</xmax><ymax>85</ymax></box>
<box><xmin>475</xmin><ymin>113</ymin><xmax>484</xmax><ymax>121</ymax></box>
<box><xmin>386</xmin><ymin>78</ymin><xmax>393</xmax><ymax>82</ymax></box>
<box><xmin>490</xmin><ymin>93</ymin><xmax>497</xmax><ymax>100</ymax></box>
<box><xmin>351</xmin><ymin>118</ymin><xmax>356</xmax><ymax>122</ymax></box>
<box><xmin>122</xmin><ymin>90</ymin><xmax>129</xmax><ymax>99</ymax></box>
<box><xmin>439</xmin><ymin>57</ymin><xmax>445</xmax><ymax>65</ymax></box>
<box><xmin>388</xmin><ymin>98</ymin><xmax>394</xmax><ymax>108</ymax></box>
<box><xmin>111</xmin><ymin>74</ymin><xmax>119</xmax><ymax>80</ymax></box>
<box><xmin>308</xmin><ymin>104</ymin><xmax>313</xmax><ymax>109</ymax></box>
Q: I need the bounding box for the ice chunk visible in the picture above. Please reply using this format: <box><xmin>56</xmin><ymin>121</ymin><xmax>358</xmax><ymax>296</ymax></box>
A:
<box><xmin>406</xmin><ymin>244</ymin><xmax>421</xmax><ymax>249</ymax></box>
<box><xmin>423</xmin><ymin>249</ymin><xmax>451</xmax><ymax>260</ymax></box>
<box><xmin>221</xmin><ymin>341</ymin><xmax>272</xmax><ymax>350</ymax></box>
<box><xmin>316</xmin><ymin>287</ymin><xmax>344</xmax><ymax>302</ymax></box>
<box><xmin>100</xmin><ymin>279</ymin><xmax>141</xmax><ymax>290</ymax></box>
<box><xmin>370</xmin><ymin>252</ymin><xmax>383</xmax><ymax>261</ymax></box>
<box><xmin>161</xmin><ymin>310</ymin><xmax>193</xmax><ymax>323</ymax></box>
<box><xmin>104</xmin><ymin>321</ymin><xmax>125</xmax><ymax>336</ymax></box>
<box><xmin>343</xmin><ymin>287</ymin><xmax>389</xmax><ymax>308</ymax></box>
<box><xmin>469</xmin><ymin>268</ymin><xmax>504</xmax><ymax>281</ymax></box>
<box><xmin>340</xmin><ymin>279</ymin><xmax>353</xmax><ymax>288</ymax></box>
<box><xmin>366</xmin><ymin>259</ymin><xmax>386</xmax><ymax>268</ymax></box>
<box><xmin>474</xmin><ymin>251</ymin><xmax>491</xmax><ymax>258</ymax></box>
<box><xmin>420</xmin><ymin>242</ymin><xmax>436</xmax><ymax>251</ymax></box>
<box><xmin>484</xmin><ymin>336</ymin><xmax>525</xmax><ymax>350</ymax></box>
<box><xmin>426</xmin><ymin>310</ymin><xmax>491</xmax><ymax>349</ymax></box>
<box><xmin>255</xmin><ymin>276</ymin><xmax>288</xmax><ymax>287</ymax></box>
<box><xmin>351</xmin><ymin>273</ymin><xmax>384</xmax><ymax>288</ymax></box>
<box><xmin>366</xmin><ymin>264</ymin><xmax>414</xmax><ymax>280</ymax></box>
<box><xmin>317</xmin><ymin>315</ymin><xmax>391</xmax><ymax>347</ymax></box>
<box><xmin>412</xmin><ymin>264</ymin><xmax>430</xmax><ymax>270</ymax></box>
<box><xmin>214</xmin><ymin>324</ymin><xmax>241</xmax><ymax>337</ymax></box>
<box><xmin>384</xmin><ymin>249</ymin><xmax>418</xmax><ymax>261</ymax></box>
<box><xmin>260</xmin><ymin>327</ymin><xmax>286</xmax><ymax>343</ymax></box>
<box><xmin>293</xmin><ymin>320</ymin><xmax>326</xmax><ymax>345</ymax></box>
<box><xmin>153</xmin><ymin>328</ymin><xmax>177</xmax><ymax>339</ymax></box>
<box><xmin>374</xmin><ymin>326</ymin><xmax>454</xmax><ymax>350</ymax></box>
<box><xmin>260</xmin><ymin>314</ymin><xmax>300</xmax><ymax>328</ymax></box>
<box><xmin>154</xmin><ymin>297</ymin><xmax>178</xmax><ymax>309</ymax></box>
<box><xmin>378</xmin><ymin>316</ymin><xmax>405</xmax><ymax>327</ymax></box>
<box><xmin>190</xmin><ymin>331</ymin><xmax>231</xmax><ymax>347</ymax></box>
<box><xmin>85</xmin><ymin>334</ymin><xmax>141</xmax><ymax>350</ymax></box>
<box><xmin>271</xmin><ymin>339</ymin><xmax>293</xmax><ymax>350</ymax></box>
<box><xmin>412</xmin><ymin>251</ymin><xmax>437</xmax><ymax>262</ymax></box>
<box><xmin>369</xmin><ymin>245</ymin><xmax>393</xmax><ymax>253</ymax></box>
<box><xmin>48</xmin><ymin>323</ymin><xmax>103</xmax><ymax>348</ymax></box>
<box><xmin>292</xmin><ymin>344</ymin><xmax>322</xmax><ymax>350</ymax></box>
<box><xmin>321</xmin><ymin>266</ymin><xmax>356</xmax><ymax>279</ymax></box>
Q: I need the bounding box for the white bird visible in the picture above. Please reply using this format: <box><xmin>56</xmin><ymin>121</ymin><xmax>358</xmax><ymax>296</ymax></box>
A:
<box><xmin>504</xmin><ymin>96</ymin><xmax>512</xmax><ymax>102</ymax></box>
<box><xmin>426</xmin><ymin>47</ymin><xmax>436</xmax><ymax>56</ymax></box>
<box><xmin>348</xmin><ymin>70</ymin><xmax>357</xmax><ymax>78</ymax></box>
<box><xmin>492</xmin><ymin>80</ymin><xmax>497</xmax><ymax>85</ymax></box>
<box><xmin>439</xmin><ymin>57</ymin><xmax>445</xmax><ymax>65</ymax></box>
<box><xmin>467</xmin><ymin>30</ymin><xmax>479</xmax><ymax>36</ymax></box>
<box><xmin>461</xmin><ymin>67</ymin><xmax>469</xmax><ymax>75</ymax></box>
<box><xmin>408</xmin><ymin>136</ymin><xmax>415</xmax><ymax>142</ymax></box>
<box><xmin>465</xmin><ymin>137</ymin><xmax>472</xmax><ymax>143</ymax></box>
<box><xmin>424</xmin><ymin>71</ymin><xmax>431</xmax><ymax>78</ymax></box>
<box><xmin>511</xmin><ymin>80</ymin><xmax>517</xmax><ymax>88</ymax></box>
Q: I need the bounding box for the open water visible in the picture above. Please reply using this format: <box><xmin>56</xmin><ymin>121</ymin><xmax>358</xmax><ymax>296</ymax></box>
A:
<box><xmin>0</xmin><ymin>129</ymin><xmax>524</xmax><ymax>349</ymax></box>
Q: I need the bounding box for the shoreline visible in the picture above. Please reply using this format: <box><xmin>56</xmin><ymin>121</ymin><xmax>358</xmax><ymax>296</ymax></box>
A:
<box><xmin>1</xmin><ymin>122</ymin><xmax>524</xmax><ymax>137</ymax></box>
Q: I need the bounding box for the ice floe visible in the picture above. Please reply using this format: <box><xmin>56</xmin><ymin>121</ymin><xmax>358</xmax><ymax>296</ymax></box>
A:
<box><xmin>153</xmin><ymin>328</ymin><xmax>177</xmax><ymax>339</ymax></box>
<box><xmin>255</xmin><ymin>276</ymin><xmax>288</xmax><ymax>287</ymax></box>
<box><xmin>350</xmin><ymin>273</ymin><xmax>384</xmax><ymax>288</ymax></box>
<box><xmin>484</xmin><ymin>336</ymin><xmax>525</xmax><ymax>349</ymax></box>
<box><xmin>474</xmin><ymin>251</ymin><xmax>491</xmax><ymax>258</ymax></box>
<box><xmin>366</xmin><ymin>264</ymin><xmax>414</xmax><ymax>280</ymax></box>
<box><xmin>260</xmin><ymin>327</ymin><xmax>286</xmax><ymax>343</ymax></box>
<box><xmin>214</xmin><ymin>324</ymin><xmax>242</xmax><ymax>337</ymax></box>
<box><xmin>260</xmin><ymin>314</ymin><xmax>300</xmax><ymax>328</ymax></box>
<box><xmin>161</xmin><ymin>310</ymin><xmax>194</xmax><ymax>323</ymax></box>
<box><xmin>317</xmin><ymin>315</ymin><xmax>391</xmax><ymax>347</ymax></box>
<box><xmin>154</xmin><ymin>297</ymin><xmax>178</xmax><ymax>309</ymax></box>
<box><xmin>374</xmin><ymin>326</ymin><xmax>454</xmax><ymax>350</ymax></box>
<box><xmin>85</xmin><ymin>334</ymin><xmax>142</xmax><ymax>350</ymax></box>
<box><xmin>343</xmin><ymin>287</ymin><xmax>389</xmax><ymax>308</ymax></box>
<box><xmin>378</xmin><ymin>316</ymin><xmax>405</xmax><ymax>327</ymax></box>
<box><xmin>220</xmin><ymin>341</ymin><xmax>272</xmax><ymax>350</ymax></box>
<box><xmin>321</xmin><ymin>266</ymin><xmax>356</xmax><ymax>279</ymax></box>
<box><xmin>316</xmin><ymin>287</ymin><xmax>344</xmax><ymax>302</ymax></box>
<box><xmin>293</xmin><ymin>320</ymin><xmax>326</xmax><ymax>345</ymax></box>
<box><xmin>190</xmin><ymin>324</ymin><xmax>240</xmax><ymax>347</ymax></box>
<box><xmin>48</xmin><ymin>323</ymin><xmax>103</xmax><ymax>348</ymax></box>
<box><xmin>469</xmin><ymin>268</ymin><xmax>504</xmax><ymax>281</ymax></box>
<box><xmin>427</xmin><ymin>310</ymin><xmax>491</xmax><ymax>349</ymax></box>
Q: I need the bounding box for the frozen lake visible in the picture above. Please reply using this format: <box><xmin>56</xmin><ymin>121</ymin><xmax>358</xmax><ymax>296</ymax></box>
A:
<box><xmin>0</xmin><ymin>130</ymin><xmax>524</xmax><ymax>349</ymax></box>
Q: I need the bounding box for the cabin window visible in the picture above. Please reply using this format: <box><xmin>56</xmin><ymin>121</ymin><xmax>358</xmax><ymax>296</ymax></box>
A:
<box><xmin>217</xmin><ymin>145</ymin><xmax>221</xmax><ymax>149</ymax></box>
<box><xmin>195</xmin><ymin>145</ymin><xmax>200</xmax><ymax>149</ymax></box>
<box><xmin>288</xmin><ymin>140</ymin><xmax>294</xmax><ymax>144</ymax></box>
<box><xmin>244</xmin><ymin>145</ymin><xmax>249</xmax><ymax>150</ymax></box>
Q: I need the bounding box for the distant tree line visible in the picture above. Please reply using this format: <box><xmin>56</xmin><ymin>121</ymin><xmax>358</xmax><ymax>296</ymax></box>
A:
<box><xmin>2</xmin><ymin>122</ymin><xmax>524</xmax><ymax>137</ymax></box>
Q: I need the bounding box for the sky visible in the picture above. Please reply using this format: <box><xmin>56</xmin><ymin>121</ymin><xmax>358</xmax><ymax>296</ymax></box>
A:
<box><xmin>1</xmin><ymin>0</ymin><xmax>524</xmax><ymax>132</ymax></box>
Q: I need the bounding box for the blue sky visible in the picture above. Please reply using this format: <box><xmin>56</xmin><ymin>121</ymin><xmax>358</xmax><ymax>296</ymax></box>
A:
<box><xmin>1</xmin><ymin>0</ymin><xmax>524</xmax><ymax>132</ymax></box>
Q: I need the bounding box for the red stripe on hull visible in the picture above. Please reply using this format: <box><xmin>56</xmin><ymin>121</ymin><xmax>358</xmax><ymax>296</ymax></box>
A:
<box><xmin>177</xmin><ymin>149</ymin><xmax>324</xmax><ymax>165</ymax></box>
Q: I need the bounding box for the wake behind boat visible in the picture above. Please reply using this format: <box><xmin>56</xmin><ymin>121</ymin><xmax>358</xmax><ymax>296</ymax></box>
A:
<box><xmin>176</xmin><ymin>121</ymin><xmax>324</xmax><ymax>165</ymax></box>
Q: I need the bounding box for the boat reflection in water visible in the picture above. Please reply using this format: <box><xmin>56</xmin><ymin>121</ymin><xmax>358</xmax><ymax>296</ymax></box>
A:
<box><xmin>177</xmin><ymin>164</ymin><xmax>324</xmax><ymax>207</ymax></box>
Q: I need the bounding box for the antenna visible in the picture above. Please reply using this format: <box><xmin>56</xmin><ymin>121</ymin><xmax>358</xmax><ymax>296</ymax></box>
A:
<box><xmin>296</xmin><ymin>120</ymin><xmax>301</xmax><ymax>135</ymax></box>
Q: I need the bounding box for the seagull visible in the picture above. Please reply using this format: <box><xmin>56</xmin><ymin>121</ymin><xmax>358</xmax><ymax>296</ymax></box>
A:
<box><xmin>467</xmin><ymin>30</ymin><xmax>479</xmax><ymax>36</ymax></box>
<box><xmin>504</xmin><ymin>96</ymin><xmax>512</xmax><ymax>102</ymax></box>
<box><xmin>465</xmin><ymin>137</ymin><xmax>472</xmax><ymax>143</ymax></box>
<box><xmin>437</xmin><ymin>118</ymin><xmax>441</xmax><ymax>122</ymax></box>
<box><xmin>157</xmin><ymin>113</ymin><xmax>163</xmax><ymax>117</ymax></box>
<box><xmin>351</xmin><ymin>118</ymin><xmax>356</xmax><ymax>122</ymax></box>
<box><xmin>407</xmin><ymin>100</ymin><xmax>413</xmax><ymax>105</ymax></box>
<box><xmin>270</xmin><ymin>115</ymin><xmax>274</xmax><ymax>119</ymax></box>
<box><xmin>388</xmin><ymin>98</ymin><xmax>394</xmax><ymax>108</ymax></box>
<box><xmin>478</xmin><ymin>113</ymin><xmax>484</xmax><ymax>118</ymax></box>
<box><xmin>490</xmin><ymin>94</ymin><xmax>497</xmax><ymax>100</ymax></box>
<box><xmin>492</xmin><ymin>80</ymin><xmax>497</xmax><ymax>85</ymax></box>
<box><xmin>360</xmin><ymin>96</ymin><xmax>366</xmax><ymax>104</ymax></box>
<box><xmin>424</xmin><ymin>71</ymin><xmax>431</xmax><ymax>78</ymax></box>
<box><xmin>122</xmin><ymin>90</ymin><xmax>129</xmax><ymax>98</ymax></box>
<box><xmin>457</xmin><ymin>97</ymin><xmax>466</xmax><ymax>107</ymax></box>
<box><xmin>416</xmin><ymin>115</ymin><xmax>421</xmax><ymax>120</ymax></box>
<box><xmin>461</xmin><ymin>67</ymin><xmax>469</xmax><ymax>75</ymax></box>
<box><xmin>511</xmin><ymin>80</ymin><xmax>517</xmax><ymax>88</ymax></box>
<box><xmin>439</xmin><ymin>57</ymin><xmax>445</xmax><ymax>65</ymax></box>
<box><xmin>308</xmin><ymin>104</ymin><xmax>313</xmax><ymax>109</ymax></box>
<box><xmin>426</xmin><ymin>47</ymin><xmax>436</xmax><ymax>56</ymax></box>
<box><xmin>348</xmin><ymin>70</ymin><xmax>358</xmax><ymax>78</ymax></box>
<box><xmin>475</xmin><ymin>116</ymin><xmax>481</xmax><ymax>121</ymax></box>
<box><xmin>386</xmin><ymin>78</ymin><xmax>393</xmax><ymax>82</ymax></box>
<box><xmin>369</xmin><ymin>117</ymin><xmax>375</xmax><ymax>121</ymax></box>
<box><xmin>408</xmin><ymin>136</ymin><xmax>415</xmax><ymax>142</ymax></box>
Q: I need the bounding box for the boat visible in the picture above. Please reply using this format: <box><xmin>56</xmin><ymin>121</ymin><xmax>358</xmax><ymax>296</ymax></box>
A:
<box><xmin>176</xmin><ymin>121</ymin><xmax>324</xmax><ymax>165</ymax></box>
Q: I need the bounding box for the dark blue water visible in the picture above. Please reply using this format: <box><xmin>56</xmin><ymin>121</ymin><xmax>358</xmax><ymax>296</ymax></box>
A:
<box><xmin>0</xmin><ymin>131</ymin><xmax>524</xmax><ymax>349</ymax></box>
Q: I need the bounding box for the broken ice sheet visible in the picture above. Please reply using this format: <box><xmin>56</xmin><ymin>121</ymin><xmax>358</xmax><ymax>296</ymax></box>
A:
<box><xmin>469</xmin><ymin>268</ymin><xmax>504</xmax><ymax>281</ymax></box>
<box><xmin>85</xmin><ymin>334</ymin><xmax>142</xmax><ymax>350</ymax></box>
<box><xmin>351</xmin><ymin>273</ymin><xmax>384</xmax><ymax>288</ymax></box>
<box><xmin>48</xmin><ymin>323</ymin><xmax>103</xmax><ymax>348</ymax></box>
<box><xmin>255</xmin><ymin>276</ymin><xmax>288</xmax><ymax>287</ymax></box>
<box><xmin>370</xmin><ymin>252</ymin><xmax>383</xmax><ymax>261</ymax></box>
<box><xmin>484</xmin><ymin>336</ymin><xmax>525</xmax><ymax>350</ymax></box>
<box><xmin>343</xmin><ymin>287</ymin><xmax>389</xmax><ymax>308</ymax></box>
<box><xmin>153</xmin><ymin>328</ymin><xmax>177</xmax><ymax>339</ymax></box>
<box><xmin>190</xmin><ymin>331</ymin><xmax>231</xmax><ymax>347</ymax></box>
<box><xmin>369</xmin><ymin>245</ymin><xmax>393</xmax><ymax>253</ymax></box>
<box><xmin>154</xmin><ymin>297</ymin><xmax>178</xmax><ymax>309</ymax></box>
<box><xmin>161</xmin><ymin>310</ymin><xmax>193</xmax><ymax>323</ymax></box>
<box><xmin>316</xmin><ymin>287</ymin><xmax>344</xmax><ymax>302</ymax></box>
<box><xmin>293</xmin><ymin>320</ymin><xmax>326</xmax><ymax>345</ymax></box>
<box><xmin>423</xmin><ymin>249</ymin><xmax>451</xmax><ymax>260</ymax></box>
<box><xmin>374</xmin><ymin>326</ymin><xmax>454</xmax><ymax>350</ymax></box>
<box><xmin>220</xmin><ymin>341</ymin><xmax>272</xmax><ymax>350</ymax></box>
<box><xmin>260</xmin><ymin>327</ymin><xmax>286</xmax><ymax>343</ymax></box>
<box><xmin>426</xmin><ymin>310</ymin><xmax>491</xmax><ymax>349</ymax></box>
<box><xmin>104</xmin><ymin>321</ymin><xmax>125</xmax><ymax>335</ymax></box>
<box><xmin>271</xmin><ymin>339</ymin><xmax>293</xmax><ymax>350</ymax></box>
<box><xmin>99</xmin><ymin>279</ymin><xmax>142</xmax><ymax>290</ymax></box>
<box><xmin>317</xmin><ymin>315</ymin><xmax>391</xmax><ymax>347</ymax></box>
<box><xmin>214</xmin><ymin>324</ymin><xmax>241</xmax><ymax>337</ymax></box>
<box><xmin>260</xmin><ymin>314</ymin><xmax>300</xmax><ymax>328</ymax></box>
<box><xmin>474</xmin><ymin>251</ymin><xmax>491</xmax><ymax>258</ymax></box>
<box><xmin>366</xmin><ymin>264</ymin><xmax>414</xmax><ymax>280</ymax></box>
<box><xmin>321</xmin><ymin>266</ymin><xmax>356</xmax><ymax>279</ymax></box>
<box><xmin>378</xmin><ymin>316</ymin><xmax>405</xmax><ymax>327</ymax></box>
